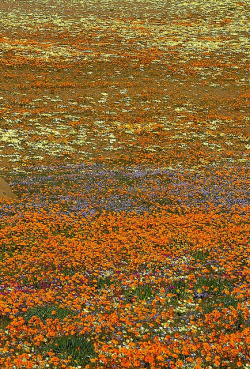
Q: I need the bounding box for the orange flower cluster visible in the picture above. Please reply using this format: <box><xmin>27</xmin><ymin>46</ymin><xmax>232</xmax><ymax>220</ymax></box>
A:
<box><xmin>0</xmin><ymin>207</ymin><xmax>249</xmax><ymax>368</ymax></box>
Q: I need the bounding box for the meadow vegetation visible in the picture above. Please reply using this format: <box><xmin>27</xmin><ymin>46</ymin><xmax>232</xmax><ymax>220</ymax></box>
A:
<box><xmin>0</xmin><ymin>0</ymin><xmax>249</xmax><ymax>368</ymax></box>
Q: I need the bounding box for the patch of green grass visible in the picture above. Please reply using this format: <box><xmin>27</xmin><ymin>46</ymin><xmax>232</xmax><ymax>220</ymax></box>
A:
<box><xmin>194</xmin><ymin>276</ymin><xmax>233</xmax><ymax>294</ymax></box>
<box><xmin>191</xmin><ymin>249</ymin><xmax>210</xmax><ymax>261</ymax></box>
<box><xmin>60</xmin><ymin>267</ymin><xmax>77</xmax><ymax>276</ymax></box>
<box><xmin>22</xmin><ymin>304</ymin><xmax>76</xmax><ymax>323</ymax></box>
<box><xmin>135</xmin><ymin>284</ymin><xmax>155</xmax><ymax>300</ymax></box>
<box><xmin>96</xmin><ymin>276</ymin><xmax>114</xmax><ymax>289</ymax></box>
<box><xmin>123</xmin><ymin>284</ymin><xmax>155</xmax><ymax>302</ymax></box>
<box><xmin>43</xmin><ymin>334</ymin><xmax>97</xmax><ymax>367</ymax></box>
<box><xmin>0</xmin><ymin>315</ymin><xmax>12</xmax><ymax>330</ymax></box>
<box><xmin>88</xmin><ymin>276</ymin><xmax>118</xmax><ymax>290</ymax></box>
<box><xmin>193</xmin><ymin>277</ymin><xmax>238</xmax><ymax>314</ymax></box>
<box><xmin>169</xmin><ymin>278</ymin><xmax>188</xmax><ymax>300</ymax></box>
<box><xmin>201</xmin><ymin>294</ymin><xmax>239</xmax><ymax>314</ymax></box>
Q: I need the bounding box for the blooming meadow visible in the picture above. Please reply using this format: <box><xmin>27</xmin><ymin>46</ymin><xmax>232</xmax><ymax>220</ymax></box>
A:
<box><xmin>0</xmin><ymin>0</ymin><xmax>249</xmax><ymax>368</ymax></box>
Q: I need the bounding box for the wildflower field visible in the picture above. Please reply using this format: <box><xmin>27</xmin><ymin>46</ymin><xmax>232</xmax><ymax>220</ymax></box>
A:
<box><xmin>0</xmin><ymin>0</ymin><xmax>249</xmax><ymax>368</ymax></box>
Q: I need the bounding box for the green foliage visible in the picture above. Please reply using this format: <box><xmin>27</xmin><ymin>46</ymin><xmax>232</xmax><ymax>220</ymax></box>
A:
<box><xmin>169</xmin><ymin>278</ymin><xmax>188</xmax><ymax>300</ymax></box>
<box><xmin>201</xmin><ymin>294</ymin><xmax>238</xmax><ymax>314</ymax></box>
<box><xmin>194</xmin><ymin>276</ymin><xmax>232</xmax><ymax>294</ymax></box>
<box><xmin>23</xmin><ymin>304</ymin><xmax>76</xmax><ymax>323</ymax></box>
<box><xmin>0</xmin><ymin>315</ymin><xmax>12</xmax><ymax>330</ymax></box>
<box><xmin>43</xmin><ymin>334</ymin><xmax>97</xmax><ymax>367</ymax></box>
<box><xmin>192</xmin><ymin>249</ymin><xmax>210</xmax><ymax>261</ymax></box>
<box><xmin>123</xmin><ymin>284</ymin><xmax>155</xmax><ymax>302</ymax></box>
<box><xmin>135</xmin><ymin>284</ymin><xmax>154</xmax><ymax>300</ymax></box>
<box><xmin>61</xmin><ymin>267</ymin><xmax>77</xmax><ymax>276</ymax></box>
<box><xmin>96</xmin><ymin>276</ymin><xmax>114</xmax><ymax>289</ymax></box>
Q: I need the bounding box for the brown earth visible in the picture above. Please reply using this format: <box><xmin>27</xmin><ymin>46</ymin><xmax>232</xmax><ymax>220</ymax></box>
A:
<box><xmin>0</xmin><ymin>177</ymin><xmax>18</xmax><ymax>201</ymax></box>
